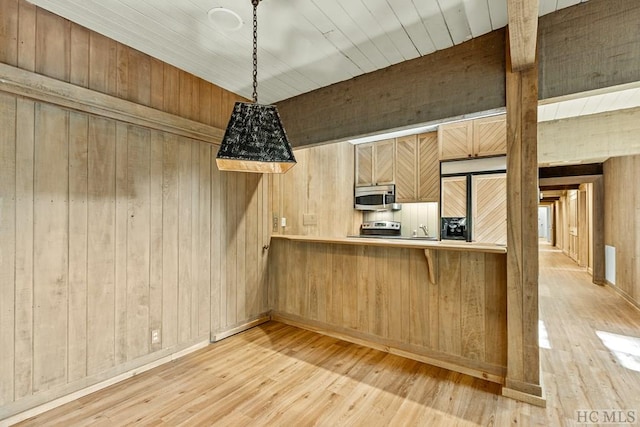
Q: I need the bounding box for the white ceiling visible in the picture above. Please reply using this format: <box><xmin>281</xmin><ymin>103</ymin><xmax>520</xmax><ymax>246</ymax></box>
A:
<box><xmin>538</xmin><ymin>84</ymin><xmax>640</xmax><ymax>122</ymax></box>
<box><xmin>28</xmin><ymin>0</ymin><xmax>587</xmax><ymax>105</ymax></box>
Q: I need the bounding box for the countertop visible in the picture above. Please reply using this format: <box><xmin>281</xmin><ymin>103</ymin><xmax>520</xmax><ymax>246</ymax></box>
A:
<box><xmin>270</xmin><ymin>234</ymin><xmax>507</xmax><ymax>254</ymax></box>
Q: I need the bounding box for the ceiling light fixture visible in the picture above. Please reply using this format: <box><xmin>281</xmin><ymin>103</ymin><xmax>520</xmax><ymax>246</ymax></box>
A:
<box><xmin>207</xmin><ymin>7</ymin><xmax>243</xmax><ymax>32</ymax></box>
<box><xmin>215</xmin><ymin>0</ymin><xmax>296</xmax><ymax>174</ymax></box>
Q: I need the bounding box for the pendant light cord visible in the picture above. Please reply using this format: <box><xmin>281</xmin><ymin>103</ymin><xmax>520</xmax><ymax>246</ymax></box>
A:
<box><xmin>252</xmin><ymin>0</ymin><xmax>259</xmax><ymax>103</ymax></box>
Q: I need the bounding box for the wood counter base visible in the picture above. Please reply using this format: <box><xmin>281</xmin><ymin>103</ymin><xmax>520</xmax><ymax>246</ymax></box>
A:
<box><xmin>271</xmin><ymin>313</ymin><xmax>505</xmax><ymax>384</ymax></box>
<box><xmin>269</xmin><ymin>238</ymin><xmax>508</xmax><ymax>387</ymax></box>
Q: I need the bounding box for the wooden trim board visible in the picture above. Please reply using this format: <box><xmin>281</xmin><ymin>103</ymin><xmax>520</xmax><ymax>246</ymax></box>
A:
<box><xmin>0</xmin><ymin>63</ymin><xmax>224</xmax><ymax>144</ymax></box>
<box><xmin>606</xmin><ymin>281</ymin><xmax>640</xmax><ymax>311</ymax></box>
<box><xmin>2</xmin><ymin>314</ymin><xmax>270</xmax><ymax>424</ymax></box>
<box><xmin>211</xmin><ymin>314</ymin><xmax>271</xmax><ymax>342</ymax></box>
<box><xmin>502</xmin><ymin>385</ymin><xmax>546</xmax><ymax>407</ymax></box>
<box><xmin>271</xmin><ymin>235</ymin><xmax>507</xmax><ymax>254</ymax></box>
<box><xmin>1</xmin><ymin>339</ymin><xmax>210</xmax><ymax>425</ymax></box>
<box><xmin>271</xmin><ymin>313</ymin><xmax>506</xmax><ymax>385</ymax></box>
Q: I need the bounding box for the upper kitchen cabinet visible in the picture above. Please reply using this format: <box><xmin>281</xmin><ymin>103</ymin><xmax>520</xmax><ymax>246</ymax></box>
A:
<box><xmin>438</xmin><ymin>120</ymin><xmax>473</xmax><ymax>160</ymax></box>
<box><xmin>418</xmin><ymin>132</ymin><xmax>439</xmax><ymax>202</ymax></box>
<box><xmin>395</xmin><ymin>132</ymin><xmax>439</xmax><ymax>203</ymax></box>
<box><xmin>438</xmin><ymin>115</ymin><xmax>506</xmax><ymax>160</ymax></box>
<box><xmin>472</xmin><ymin>115</ymin><xmax>507</xmax><ymax>158</ymax></box>
<box><xmin>355</xmin><ymin>139</ymin><xmax>395</xmax><ymax>187</ymax></box>
<box><xmin>395</xmin><ymin>135</ymin><xmax>418</xmax><ymax>201</ymax></box>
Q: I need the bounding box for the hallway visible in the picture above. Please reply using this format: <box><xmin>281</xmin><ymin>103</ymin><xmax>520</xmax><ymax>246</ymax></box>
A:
<box><xmin>11</xmin><ymin>245</ymin><xmax>640</xmax><ymax>426</ymax></box>
<box><xmin>538</xmin><ymin>243</ymin><xmax>640</xmax><ymax>424</ymax></box>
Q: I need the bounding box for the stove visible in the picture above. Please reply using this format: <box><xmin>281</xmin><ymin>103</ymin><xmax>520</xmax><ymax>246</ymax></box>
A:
<box><xmin>360</xmin><ymin>220</ymin><xmax>401</xmax><ymax>237</ymax></box>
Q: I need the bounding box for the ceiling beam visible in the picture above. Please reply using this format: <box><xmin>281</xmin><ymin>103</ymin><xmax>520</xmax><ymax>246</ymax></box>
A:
<box><xmin>507</xmin><ymin>0</ymin><xmax>539</xmax><ymax>71</ymax></box>
<box><xmin>539</xmin><ymin>184</ymin><xmax>581</xmax><ymax>191</ymax></box>
<box><xmin>538</xmin><ymin>163</ymin><xmax>603</xmax><ymax>179</ymax></box>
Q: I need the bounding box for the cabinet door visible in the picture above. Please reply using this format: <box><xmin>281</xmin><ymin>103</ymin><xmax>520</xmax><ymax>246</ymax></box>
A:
<box><xmin>472</xmin><ymin>173</ymin><xmax>506</xmax><ymax>244</ymax></box>
<box><xmin>473</xmin><ymin>114</ymin><xmax>506</xmax><ymax>157</ymax></box>
<box><xmin>438</xmin><ymin>120</ymin><xmax>473</xmax><ymax>160</ymax></box>
<box><xmin>417</xmin><ymin>132</ymin><xmax>439</xmax><ymax>202</ymax></box>
<box><xmin>395</xmin><ymin>135</ymin><xmax>417</xmax><ymax>202</ymax></box>
<box><xmin>374</xmin><ymin>139</ymin><xmax>395</xmax><ymax>185</ymax></box>
<box><xmin>355</xmin><ymin>143</ymin><xmax>374</xmax><ymax>187</ymax></box>
<box><xmin>441</xmin><ymin>176</ymin><xmax>467</xmax><ymax>217</ymax></box>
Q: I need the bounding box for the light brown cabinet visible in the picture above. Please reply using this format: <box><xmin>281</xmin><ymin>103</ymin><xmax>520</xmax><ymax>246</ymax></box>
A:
<box><xmin>395</xmin><ymin>132</ymin><xmax>439</xmax><ymax>203</ymax></box>
<box><xmin>355</xmin><ymin>139</ymin><xmax>395</xmax><ymax>187</ymax></box>
<box><xmin>472</xmin><ymin>115</ymin><xmax>507</xmax><ymax>158</ymax></box>
<box><xmin>417</xmin><ymin>132</ymin><xmax>439</xmax><ymax>202</ymax></box>
<box><xmin>472</xmin><ymin>173</ymin><xmax>507</xmax><ymax>244</ymax></box>
<box><xmin>395</xmin><ymin>135</ymin><xmax>418</xmax><ymax>201</ymax></box>
<box><xmin>438</xmin><ymin>114</ymin><xmax>506</xmax><ymax>160</ymax></box>
<box><xmin>441</xmin><ymin>176</ymin><xmax>467</xmax><ymax>217</ymax></box>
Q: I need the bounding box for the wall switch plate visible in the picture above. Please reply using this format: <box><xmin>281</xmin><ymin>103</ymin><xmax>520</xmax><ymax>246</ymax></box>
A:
<box><xmin>281</xmin><ymin>217</ymin><xmax>287</xmax><ymax>227</ymax></box>
<box><xmin>273</xmin><ymin>214</ymin><xmax>279</xmax><ymax>232</ymax></box>
<box><xmin>151</xmin><ymin>329</ymin><xmax>161</xmax><ymax>344</ymax></box>
<box><xmin>303</xmin><ymin>213</ymin><xmax>318</xmax><ymax>225</ymax></box>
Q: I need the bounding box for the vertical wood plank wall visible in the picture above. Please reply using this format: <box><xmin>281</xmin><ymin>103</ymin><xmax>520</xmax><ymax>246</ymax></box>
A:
<box><xmin>271</xmin><ymin>142</ymin><xmax>362</xmax><ymax>237</ymax></box>
<box><xmin>0</xmin><ymin>0</ymin><xmax>270</xmax><ymax>419</ymax></box>
<box><xmin>604</xmin><ymin>155</ymin><xmax>640</xmax><ymax>307</ymax></box>
<box><xmin>269</xmin><ymin>239</ymin><xmax>508</xmax><ymax>380</ymax></box>
<box><xmin>0</xmin><ymin>0</ymin><xmax>231</xmax><ymax>129</ymax></box>
<box><xmin>553</xmin><ymin>186</ymin><xmax>593</xmax><ymax>271</ymax></box>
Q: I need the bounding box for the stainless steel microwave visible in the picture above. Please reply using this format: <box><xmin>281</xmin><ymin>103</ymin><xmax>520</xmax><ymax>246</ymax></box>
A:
<box><xmin>354</xmin><ymin>184</ymin><xmax>399</xmax><ymax>211</ymax></box>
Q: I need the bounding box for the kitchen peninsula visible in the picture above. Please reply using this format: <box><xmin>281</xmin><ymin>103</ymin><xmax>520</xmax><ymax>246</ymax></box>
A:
<box><xmin>269</xmin><ymin>234</ymin><xmax>508</xmax><ymax>384</ymax></box>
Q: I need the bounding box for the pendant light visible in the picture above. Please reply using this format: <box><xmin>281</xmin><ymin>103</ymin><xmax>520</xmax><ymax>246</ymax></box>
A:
<box><xmin>216</xmin><ymin>0</ymin><xmax>296</xmax><ymax>174</ymax></box>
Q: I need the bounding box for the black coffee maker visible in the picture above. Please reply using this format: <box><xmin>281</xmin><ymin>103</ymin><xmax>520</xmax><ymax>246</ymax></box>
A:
<box><xmin>441</xmin><ymin>217</ymin><xmax>468</xmax><ymax>241</ymax></box>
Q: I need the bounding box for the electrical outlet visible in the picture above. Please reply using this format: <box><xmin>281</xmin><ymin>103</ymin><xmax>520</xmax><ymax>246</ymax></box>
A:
<box><xmin>273</xmin><ymin>214</ymin><xmax>279</xmax><ymax>232</ymax></box>
<box><xmin>303</xmin><ymin>213</ymin><xmax>317</xmax><ymax>225</ymax></box>
<box><xmin>151</xmin><ymin>329</ymin><xmax>161</xmax><ymax>344</ymax></box>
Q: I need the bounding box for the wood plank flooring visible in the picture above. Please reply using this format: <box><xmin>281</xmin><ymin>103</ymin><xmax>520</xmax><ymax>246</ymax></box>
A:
<box><xmin>12</xmin><ymin>244</ymin><xmax>640</xmax><ymax>426</ymax></box>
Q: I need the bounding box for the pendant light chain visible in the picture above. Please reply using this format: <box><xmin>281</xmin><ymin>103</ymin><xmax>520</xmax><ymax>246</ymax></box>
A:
<box><xmin>252</xmin><ymin>0</ymin><xmax>259</xmax><ymax>103</ymax></box>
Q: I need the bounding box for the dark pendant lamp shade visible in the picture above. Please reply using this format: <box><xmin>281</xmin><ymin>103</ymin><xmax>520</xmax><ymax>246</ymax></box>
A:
<box><xmin>216</xmin><ymin>101</ymin><xmax>296</xmax><ymax>173</ymax></box>
<box><xmin>215</xmin><ymin>0</ymin><xmax>296</xmax><ymax>174</ymax></box>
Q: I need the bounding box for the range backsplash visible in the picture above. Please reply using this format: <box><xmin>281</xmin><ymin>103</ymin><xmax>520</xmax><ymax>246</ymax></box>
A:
<box><xmin>363</xmin><ymin>202</ymin><xmax>439</xmax><ymax>238</ymax></box>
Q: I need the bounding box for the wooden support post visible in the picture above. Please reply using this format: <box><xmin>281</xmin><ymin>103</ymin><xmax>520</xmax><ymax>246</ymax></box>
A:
<box><xmin>503</xmin><ymin>30</ymin><xmax>545</xmax><ymax>407</ymax></box>
<box><xmin>591</xmin><ymin>176</ymin><xmax>605</xmax><ymax>285</ymax></box>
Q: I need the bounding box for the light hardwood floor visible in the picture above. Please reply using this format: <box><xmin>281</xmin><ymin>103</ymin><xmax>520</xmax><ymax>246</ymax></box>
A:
<box><xmin>12</xmin><ymin>244</ymin><xmax>640</xmax><ymax>426</ymax></box>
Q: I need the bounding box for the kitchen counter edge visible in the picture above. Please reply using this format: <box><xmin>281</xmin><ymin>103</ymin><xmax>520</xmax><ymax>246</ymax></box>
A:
<box><xmin>270</xmin><ymin>235</ymin><xmax>507</xmax><ymax>254</ymax></box>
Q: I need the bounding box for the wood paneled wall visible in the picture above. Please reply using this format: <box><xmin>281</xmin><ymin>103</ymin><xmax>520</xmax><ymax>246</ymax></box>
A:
<box><xmin>0</xmin><ymin>92</ymin><xmax>270</xmax><ymax>419</ymax></box>
<box><xmin>270</xmin><ymin>142</ymin><xmax>362</xmax><ymax>237</ymax></box>
<box><xmin>604</xmin><ymin>155</ymin><xmax>640</xmax><ymax>307</ymax></box>
<box><xmin>553</xmin><ymin>187</ymin><xmax>593</xmax><ymax>271</ymax></box>
<box><xmin>0</xmin><ymin>0</ymin><xmax>243</xmax><ymax>128</ymax></box>
<box><xmin>270</xmin><ymin>239</ymin><xmax>508</xmax><ymax>381</ymax></box>
<box><xmin>0</xmin><ymin>0</ymin><xmax>269</xmax><ymax>419</ymax></box>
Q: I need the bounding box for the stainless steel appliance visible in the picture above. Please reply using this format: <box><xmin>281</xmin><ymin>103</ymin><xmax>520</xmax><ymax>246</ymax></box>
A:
<box><xmin>441</xmin><ymin>217</ymin><xmax>468</xmax><ymax>240</ymax></box>
<box><xmin>360</xmin><ymin>220</ymin><xmax>401</xmax><ymax>237</ymax></box>
<box><xmin>354</xmin><ymin>185</ymin><xmax>400</xmax><ymax>211</ymax></box>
